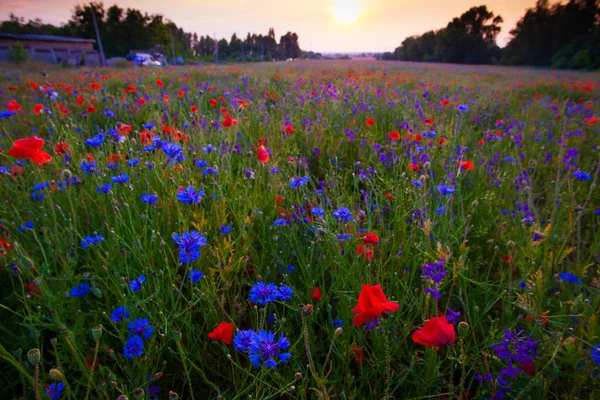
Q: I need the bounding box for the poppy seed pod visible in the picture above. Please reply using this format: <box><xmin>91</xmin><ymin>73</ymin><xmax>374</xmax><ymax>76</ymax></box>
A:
<box><xmin>49</xmin><ymin>368</ymin><xmax>63</xmax><ymax>381</ymax></box>
<box><xmin>302</xmin><ymin>304</ymin><xmax>314</xmax><ymax>316</ymax></box>
<box><xmin>133</xmin><ymin>387</ymin><xmax>145</xmax><ymax>399</ymax></box>
<box><xmin>27</xmin><ymin>348</ymin><xmax>40</xmax><ymax>365</ymax></box>
<box><xmin>92</xmin><ymin>325</ymin><xmax>103</xmax><ymax>341</ymax></box>
<box><xmin>169</xmin><ymin>391</ymin><xmax>180</xmax><ymax>400</ymax></box>
<box><xmin>458</xmin><ymin>321</ymin><xmax>470</xmax><ymax>336</ymax></box>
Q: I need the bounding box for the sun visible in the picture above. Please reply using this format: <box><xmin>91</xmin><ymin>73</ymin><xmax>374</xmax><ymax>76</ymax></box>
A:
<box><xmin>328</xmin><ymin>0</ymin><xmax>363</xmax><ymax>25</ymax></box>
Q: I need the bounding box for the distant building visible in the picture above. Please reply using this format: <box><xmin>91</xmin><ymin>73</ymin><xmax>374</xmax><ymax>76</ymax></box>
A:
<box><xmin>0</xmin><ymin>33</ymin><xmax>101</xmax><ymax>66</ymax></box>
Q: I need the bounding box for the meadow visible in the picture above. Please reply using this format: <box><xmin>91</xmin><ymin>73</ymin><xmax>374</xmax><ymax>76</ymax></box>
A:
<box><xmin>0</xmin><ymin>60</ymin><xmax>598</xmax><ymax>399</ymax></box>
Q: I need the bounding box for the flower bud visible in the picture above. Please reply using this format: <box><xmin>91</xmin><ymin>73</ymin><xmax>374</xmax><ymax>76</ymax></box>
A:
<box><xmin>458</xmin><ymin>321</ymin><xmax>470</xmax><ymax>337</ymax></box>
<box><xmin>133</xmin><ymin>387</ymin><xmax>145</xmax><ymax>399</ymax></box>
<box><xmin>49</xmin><ymin>368</ymin><xmax>63</xmax><ymax>381</ymax></box>
<box><xmin>117</xmin><ymin>396</ymin><xmax>129</xmax><ymax>400</ymax></box>
<box><xmin>173</xmin><ymin>331</ymin><xmax>182</xmax><ymax>342</ymax></box>
<box><xmin>295</xmin><ymin>372</ymin><xmax>303</xmax><ymax>380</ymax></box>
<box><xmin>302</xmin><ymin>304</ymin><xmax>314</xmax><ymax>316</ymax></box>
<box><xmin>334</xmin><ymin>327</ymin><xmax>343</xmax><ymax>337</ymax></box>
<box><xmin>168</xmin><ymin>391</ymin><xmax>179</xmax><ymax>400</ymax></box>
<box><xmin>507</xmin><ymin>240</ymin><xmax>515</xmax><ymax>250</ymax></box>
<box><xmin>92</xmin><ymin>325</ymin><xmax>103</xmax><ymax>341</ymax></box>
<box><xmin>27</xmin><ymin>348</ymin><xmax>40</xmax><ymax>365</ymax></box>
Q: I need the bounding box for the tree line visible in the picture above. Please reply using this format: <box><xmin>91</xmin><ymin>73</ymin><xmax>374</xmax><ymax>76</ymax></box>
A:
<box><xmin>0</xmin><ymin>2</ymin><xmax>305</xmax><ymax>62</ymax></box>
<box><xmin>380</xmin><ymin>0</ymin><xmax>600</xmax><ymax>70</ymax></box>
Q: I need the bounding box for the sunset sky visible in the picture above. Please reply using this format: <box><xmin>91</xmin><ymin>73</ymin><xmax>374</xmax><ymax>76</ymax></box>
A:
<box><xmin>0</xmin><ymin>0</ymin><xmax>539</xmax><ymax>52</ymax></box>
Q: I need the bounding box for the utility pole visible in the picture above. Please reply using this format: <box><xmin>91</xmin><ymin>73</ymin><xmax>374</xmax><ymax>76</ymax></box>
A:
<box><xmin>90</xmin><ymin>5</ymin><xmax>106</xmax><ymax>66</ymax></box>
<box><xmin>214</xmin><ymin>32</ymin><xmax>218</xmax><ymax>64</ymax></box>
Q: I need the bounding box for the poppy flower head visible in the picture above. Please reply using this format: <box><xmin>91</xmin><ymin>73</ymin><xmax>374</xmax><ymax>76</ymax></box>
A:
<box><xmin>352</xmin><ymin>284</ymin><xmax>399</xmax><ymax>327</ymax></box>
<box><xmin>257</xmin><ymin>145</ymin><xmax>270</xmax><ymax>163</ymax></box>
<box><xmin>412</xmin><ymin>316</ymin><xmax>456</xmax><ymax>348</ymax></box>
<box><xmin>8</xmin><ymin>136</ymin><xmax>52</xmax><ymax>165</ymax></box>
<box><xmin>33</xmin><ymin>104</ymin><xmax>44</xmax><ymax>115</ymax></box>
<box><xmin>366</xmin><ymin>117</ymin><xmax>375</xmax><ymax>127</ymax></box>
<box><xmin>208</xmin><ymin>322</ymin><xmax>234</xmax><ymax>345</ymax></box>
<box><xmin>388</xmin><ymin>131</ymin><xmax>401</xmax><ymax>141</ymax></box>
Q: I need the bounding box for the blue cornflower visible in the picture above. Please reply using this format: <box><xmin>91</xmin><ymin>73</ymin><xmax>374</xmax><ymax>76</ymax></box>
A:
<box><xmin>0</xmin><ymin>110</ymin><xmax>15</xmax><ymax>119</ymax></box>
<box><xmin>422</xmin><ymin>259</ymin><xmax>447</xmax><ymax>284</ymax></box>
<box><xmin>248</xmin><ymin>330</ymin><xmax>291</xmax><ymax>369</ymax></box>
<box><xmin>195</xmin><ymin>159</ymin><xmax>208</xmax><ymax>168</ymax></box>
<box><xmin>333</xmin><ymin>207</ymin><xmax>354</xmax><ymax>223</ymax></box>
<box><xmin>591</xmin><ymin>344</ymin><xmax>600</xmax><ymax>365</ymax></box>
<box><xmin>278</xmin><ymin>285</ymin><xmax>293</xmax><ymax>301</ymax></box>
<box><xmin>123</xmin><ymin>335</ymin><xmax>144</xmax><ymax>359</ymax></box>
<box><xmin>249</xmin><ymin>282</ymin><xmax>283</xmax><ymax>305</ymax></box>
<box><xmin>290</xmin><ymin>176</ymin><xmax>309</xmax><ymax>188</ymax></box>
<box><xmin>310</xmin><ymin>207</ymin><xmax>325</xmax><ymax>216</ymax></box>
<box><xmin>269</xmin><ymin>167</ymin><xmax>280</xmax><ymax>174</ymax></box>
<box><xmin>66</xmin><ymin>283</ymin><xmax>90</xmax><ymax>297</ymax></box>
<box><xmin>176</xmin><ymin>186</ymin><xmax>204</xmax><ymax>204</ymax></box>
<box><xmin>188</xmin><ymin>270</ymin><xmax>204</xmax><ymax>283</ymax></box>
<box><xmin>130</xmin><ymin>275</ymin><xmax>146</xmax><ymax>292</ymax></box>
<box><xmin>128</xmin><ymin>318</ymin><xmax>154</xmax><ymax>339</ymax></box>
<box><xmin>273</xmin><ymin>218</ymin><xmax>289</xmax><ymax>227</ymax></box>
<box><xmin>18</xmin><ymin>221</ymin><xmax>34</xmax><ymax>232</ymax></box>
<box><xmin>219</xmin><ymin>225</ymin><xmax>233</xmax><ymax>234</ymax></box>
<box><xmin>559</xmin><ymin>271</ymin><xmax>583</xmax><ymax>284</ymax></box>
<box><xmin>81</xmin><ymin>234</ymin><xmax>104</xmax><ymax>249</ymax></box>
<box><xmin>162</xmin><ymin>143</ymin><xmax>186</xmax><ymax>164</ymax></box>
<box><xmin>336</xmin><ymin>233</ymin><xmax>352</xmax><ymax>242</ymax></box>
<box><xmin>96</xmin><ymin>183</ymin><xmax>112</xmax><ymax>194</ymax></box>
<box><xmin>46</xmin><ymin>382</ymin><xmax>65</xmax><ymax>400</ymax></box>
<box><xmin>573</xmin><ymin>170</ymin><xmax>591</xmax><ymax>181</ymax></box>
<box><xmin>127</xmin><ymin>158</ymin><xmax>140</xmax><ymax>167</ymax></box>
<box><xmin>202</xmin><ymin>166</ymin><xmax>219</xmax><ymax>175</ymax></box>
<box><xmin>203</xmin><ymin>144</ymin><xmax>217</xmax><ymax>154</ymax></box>
<box><xmin>435</xmin><ymin>206</ymin><xmax>447</xmax><ymax>215</ymax></box>
<box><xmin>332</xmin><ymin>319</ymin><xmax>343</xmax><ymax>328</ymax></box>
<box><xmin>457</xmin><ymin>104</ymin><xmax>469</xmax><ymax>112</ymax></box>
<box><xmin>140</xmin><ymin>193</ymin><xmax>158</xmax><ymax>204</ymax></box>
<box><xmin>80</xmin><ymin>160</ymin><xmax>97</xmax><ymax>174</ymax></box>
<box><xmin>412</xmin><ymin>180</ymin><xmax>423</xmax><ymax>187</ymax></box>
<box><xmin>234</xmin><ymin>329</ymin><xmax>257</xmax><ymax>352</ymax></box>
<box><xmin>172</xmin><ymin>231</ymin><xmax>207</xmax><ymax>264</ymax></box>
<box><xmin>110</xmin><ymin>306</ymin><xmax>130</xmax><ymax>323</ymax></box>
<box><xmin>437</xmin><ymin>184</ymin><xmax>455</xmax><ymax>195</ymax></box>
<box><xmin>85</xmin><ymin>134</ymin><xmax>105</xmax><ymax>147</ymax></box>
<box><xmin>111</xmin><ymin>174</ymin><xmax>129</xmax><ymax>184</ymax></box>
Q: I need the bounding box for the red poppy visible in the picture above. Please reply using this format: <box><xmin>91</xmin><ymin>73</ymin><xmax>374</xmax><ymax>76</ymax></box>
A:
<box><xmin>366</xmin><ymin>118</ymin><xmax>375</xmax><ymax>127</ymax></box>
<box><xmin>284</xmin><ymin>125</ymin><xmax>295</xmax><ymax>134</ymax></box>
<box><xmin>275</xmin><ymin>195</ymin><xmax>285</xmax><ymax>204</ymax></box>
<box><xmin>408</xmin><ymin>163</ymin><xmax>420</xmax><ymax>171</ymax></box>
<box><xmin>438</xmin><ymin>137</ymin><xmax>448</xmax><ymax>145</ymax></box>
<box><xmin>127</xmin><ymin>85</ymin><xmax>136</xmax><ymax>92</ymax></box>
<box><xmin>257</xmin><ymin>145</ymin><xmax>269</xmax><ymax>163</ymax></box>
<box><xmin>8</xmin><ymin>137</ymin><xmax>52</xmax><ymax>165</ymax></box>
<box><xmin>190</xmin><ymin>105</ymin><xmax>198</xmax><ymax>113</ymax></box>
<box><xmin>356</xmin><ymin>245</ymin><xmax>373</xmax><ymax>261</ymax></box>
<box><xmin>222</xmin><ymin>113</ymin><xmax>237</xmax><ymax>127</ymax></box>
<box><xmin>0</xmin><ymin>238</ymin><xmax>13</xmax><ymax>256</ymax></box>
<box><xmin>25</xmin><ymin>282</ymin><xmax>41</xmax><ymax>296</ymax></box>
<box><xmin>209</xmin><ymin>98</ymin><xmax>217</xmax><ymax>107</ymax></box>
<box><xmin>91</xmin><ymin>82</ymin><xmax>102</xmax><ymax>91</ymax></box>
<box><xmin>208</xmin><ymin>322</ymin><xmax>234</xmax><ymax>345</ymax></box>
<box><xmin>86</xmin><ymin>105</ymin><xmax>97</xmax><ymax>113</ymax></box>
<box><xmin>311</xmin><ymin>287</ymin><xmax>322</xmax><ymax>301</ymax></box>
<box><xmin>54</xmin><ymin>141</ymin><xmax>71</xmax><ymax>155</ymax></box>
<box><xmin>351</xmin><ymin>344</ymin><xmax>365</xmax><ymax>364</ymax></box>
<box><xmin>362</xmin><ymin>233</ymin><xmax>379</xmax><ymax>246</ymax></box>
<box><xmin>423</xmin><ymin>118</ymin><xmax>434</xmax><ymax>125</ymax></box>
<box><xmin>33</xmin><ymin>104</ymin><xmax>44</xmax><ymax>115</ymax></box>
<box><xmin>29</xmin><ymin>81</ymin><xmax>39</xmax><ymax>91</ymax></box>
<box><xmin>520</xmin><ymin>360</ymin><xmax>535</xmax><ymax>376</ymax></box>
<box><xmin>478</xmin><ymin>139</ymin><xmax>485</xmax><ymax>146</ymax></box>
<box><xmin>164</xmin><ymin>95</ymin><xmax>170</xmax><ymax>103</ymax></box>
<box><xmin>77</xmin><ymin>95</ymin><xmax>84</xmax><ymax>106</ymax></box>
<box><xmin>178</xmin><ymin>90</ymin><xmax>185</xmax><ymax>97</ymax></box>
<box><xmin>138</xmin><ymin>98</ymin><xmax>146</xmax><ymax>105</ymax></box>
<box><xmin>155</xmin><ymin>79</ymin><xmax>164</xmax><ymax>87</ymax></box>
<box><xmin>457</xmin><ymin>160</ymin><xmax>474</xmax><ymax>171</ymax></box>
<box><xmin>388</xmin><ymin>131</ymin><xmax>401</xmax><ymax>141</ymax></box>
<box><xmin>351</xmin><ymin>284</ymin><xmax>399</xmax><ymax>327</ymax></box>
<box><xmin>6</xmin><ymin>100</ymin><xmax>23</xmax><ymax>112</ymax></box>
<box><xmin>412</xmin><ymin>316</ymin><xmax>456</xmax><ymax>348</ymax></box>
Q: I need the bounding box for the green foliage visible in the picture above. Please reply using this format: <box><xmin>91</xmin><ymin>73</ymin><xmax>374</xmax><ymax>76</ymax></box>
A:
<box><xmin>7</xmin><ymin>42</ymin><xmax>29</xmax><ymax>64</ymax></box>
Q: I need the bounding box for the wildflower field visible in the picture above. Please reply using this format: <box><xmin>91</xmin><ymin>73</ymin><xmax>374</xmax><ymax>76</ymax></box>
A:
<box><xmin>0</xmin><ymin>60</ymin><xmax>599</xmax><ymax>400</ymax></box>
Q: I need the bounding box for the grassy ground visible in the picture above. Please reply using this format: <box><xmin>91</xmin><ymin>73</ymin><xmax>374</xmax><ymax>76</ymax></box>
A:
<box><xmin>0</xmin><ymin>60</ymin><xmax>598</xmax><ymax>399</ymax></box>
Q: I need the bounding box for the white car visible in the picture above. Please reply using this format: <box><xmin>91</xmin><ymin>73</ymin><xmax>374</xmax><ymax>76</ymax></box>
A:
<box><xmin>134</xmin><ymin>53</ymin><xmax>162</xmax><ymax>67</ymax></box>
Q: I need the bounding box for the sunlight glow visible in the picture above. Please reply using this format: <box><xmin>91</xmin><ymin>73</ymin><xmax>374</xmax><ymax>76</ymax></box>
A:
<box><xmin>327</xmin><ymin>0</ymin><xmax>363</xmax><ymax>25</ymax></box>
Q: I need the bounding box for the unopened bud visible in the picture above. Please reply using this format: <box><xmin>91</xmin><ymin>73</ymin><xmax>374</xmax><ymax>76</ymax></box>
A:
<box><xmin>27</xmin><ymin>348</ymin><xmax>40</xmax><ymax>365</ymax></box>
<box><xmin>334</xmin><ymin>327</ymin><xmax>343</xmax><ymax>337</ymax></box>
<box><xmin>49</xmin><ymin>368</ymin><xmax>63</xmax><ymax>381</ymax></box>
<box><xmin>458</xmin><ymin>321</ymin><xmax>470</xmax><ymax>336</ymax></box>
<box><xmin>423</xmin><ymin>161</ymin><xmax>431</xmax><ymax>170</ymax></box>
<box><xmin>117</xmin><ymin>396</ymin><xmax>128</xmax><ymax>400</ymax></box>
<box><xmin>507</xmin><ymin>240</ymin><xmax>515</xmax><ymax>250</ymax></box>
<box><xmin>133</xmin><ymin>387</ymin><xmax>145</xmax><ymax>399</ymax></box>
<box><xmin>302</xmin><ymin>304</ymin><xmax>314</xmax><ymax>316</ymax></box>
<box><xmin>295</xmin><ymin>372</ymin><xmax>303</xmax><ymax>380</ymax></box>
<box><xmin>168</xmin><ymin>391</ymin><xmax>179</xmax><ymax>400</ymax></box>
<box><xmin>173</xmin><ymin>331</ymin><xmax>182</xmax><ymax>342</ymax></box>
<box><xmin>92</xmin><ymin>325</ymin><xmax>103</xmax><ymax>341</ymax></box>
<box><xmin>471</xmin><ymin>200</ymin><xmax>479</xmax><ymax>208</ymax></box>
